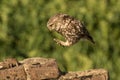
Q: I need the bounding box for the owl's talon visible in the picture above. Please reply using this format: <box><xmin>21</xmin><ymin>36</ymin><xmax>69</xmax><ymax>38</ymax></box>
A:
<box><xmin>53</xmin><ymin>38</ymin><xmax>72</xmax><ymax>46</ymax></box>
<box><xmin>53</xmin><ymin>38</ymin><xmax>58</xmax><ymax>43</ymax></box>
<box><xmin>53</xmin><ymin>38</ymin><xmax>61</xmax><ymax>45</ymax></box>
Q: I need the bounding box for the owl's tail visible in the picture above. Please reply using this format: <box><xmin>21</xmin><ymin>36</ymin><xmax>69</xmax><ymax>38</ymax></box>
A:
<box><xmin>85</xmin><ymin>35</ymin><xmax>95</xmax><ymax>44</ymax></box>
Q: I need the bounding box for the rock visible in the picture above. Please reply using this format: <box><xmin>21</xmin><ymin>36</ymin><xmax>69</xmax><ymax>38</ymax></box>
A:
<box><xmin>0</xmin><ymin>57</ymin><xmax>109</xmax><ymax>80</ymax></box>
<box><xmin>59</xmin><ymin>69</ymin><xmax>109</xmax><ymax>80</ymax></box>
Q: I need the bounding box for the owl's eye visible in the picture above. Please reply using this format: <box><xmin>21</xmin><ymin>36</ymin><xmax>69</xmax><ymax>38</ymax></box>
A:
<box><xmin>48</xmin><ymin>23</ymin><xmax>53</xmax><ymax>27</ymax></box>
<box><xmin>50</xmin><ymin>24</ymin><xmax>53</xmax><ymax>26</ymax></box>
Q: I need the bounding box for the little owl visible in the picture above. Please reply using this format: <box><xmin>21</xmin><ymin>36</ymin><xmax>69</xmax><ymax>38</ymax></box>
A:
<box><xmin>47</xmin><ymin>13</ymin><xmax>95</xmax><ymax>46</ymax></box>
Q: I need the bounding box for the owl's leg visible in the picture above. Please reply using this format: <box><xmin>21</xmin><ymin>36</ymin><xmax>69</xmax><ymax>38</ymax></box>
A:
<box><xmin>53</xmin><ymin>38</ymin><xmax>72</xmax><ymax>46</ymax></box>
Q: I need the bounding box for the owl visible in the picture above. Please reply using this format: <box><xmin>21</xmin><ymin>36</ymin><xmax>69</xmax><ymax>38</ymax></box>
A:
<box><xmin>47</xmin><ymin>13</ymin><xmax>95</xmax><ymax>46</ymax></box>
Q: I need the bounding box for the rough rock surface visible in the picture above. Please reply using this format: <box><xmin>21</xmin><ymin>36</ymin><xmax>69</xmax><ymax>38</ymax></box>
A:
<box><xmin>0</xmin><ymin>57</ymin><xmax>109</xmax><ymax>80</ymax></box>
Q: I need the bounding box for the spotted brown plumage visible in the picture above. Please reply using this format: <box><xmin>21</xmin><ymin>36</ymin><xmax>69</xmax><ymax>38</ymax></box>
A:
<box><xmin>47</xmin><ymin>13</ymin><xmax>95</xmax><ymax>46</ymax></box>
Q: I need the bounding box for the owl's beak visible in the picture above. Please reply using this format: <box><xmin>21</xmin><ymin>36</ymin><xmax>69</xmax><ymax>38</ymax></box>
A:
<box><xmin>47</xmin><ymin>23</ymin><xmax>53</xmax><ymax>31</ymax></box>
<box><xmin>47</xmin><ymin>27</ymin><xmax>52</xmax><ymax>31</ymax></box>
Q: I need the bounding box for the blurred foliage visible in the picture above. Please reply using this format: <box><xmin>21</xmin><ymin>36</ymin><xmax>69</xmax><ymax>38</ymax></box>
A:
<box><xmin>0</xmin><ymin>0</ymin><xmax>120</xmax><ymax>80</ymax></box>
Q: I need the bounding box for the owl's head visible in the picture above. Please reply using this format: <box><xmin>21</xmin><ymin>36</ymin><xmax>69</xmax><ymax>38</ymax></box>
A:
<box><xmin>47</xmin><ymin>18</ymin><xmax>56</xmax><ymax>31</ymax></box>
<box><xmin>47</xmin><ymin>13</ymin><xmax>69</xmax><ymax>31</ymax></box>
<box><xmin>47</xmin><ymin>14</ymin><xmax>61</xmax><ymax>31</ymax></box>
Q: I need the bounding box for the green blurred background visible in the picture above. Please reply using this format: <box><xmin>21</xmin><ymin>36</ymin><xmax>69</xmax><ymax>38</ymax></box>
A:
<box><xmin>0</xmin><ymin>0</ymin><xmax>120</xmax><ymax>80</ymax></box>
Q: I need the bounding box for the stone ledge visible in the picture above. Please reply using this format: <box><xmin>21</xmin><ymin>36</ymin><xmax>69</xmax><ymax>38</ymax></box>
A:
<box><xmin>0</xmin><ymin>57</ymin><xmax>109</xmax><ymax>80</ymax></box>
